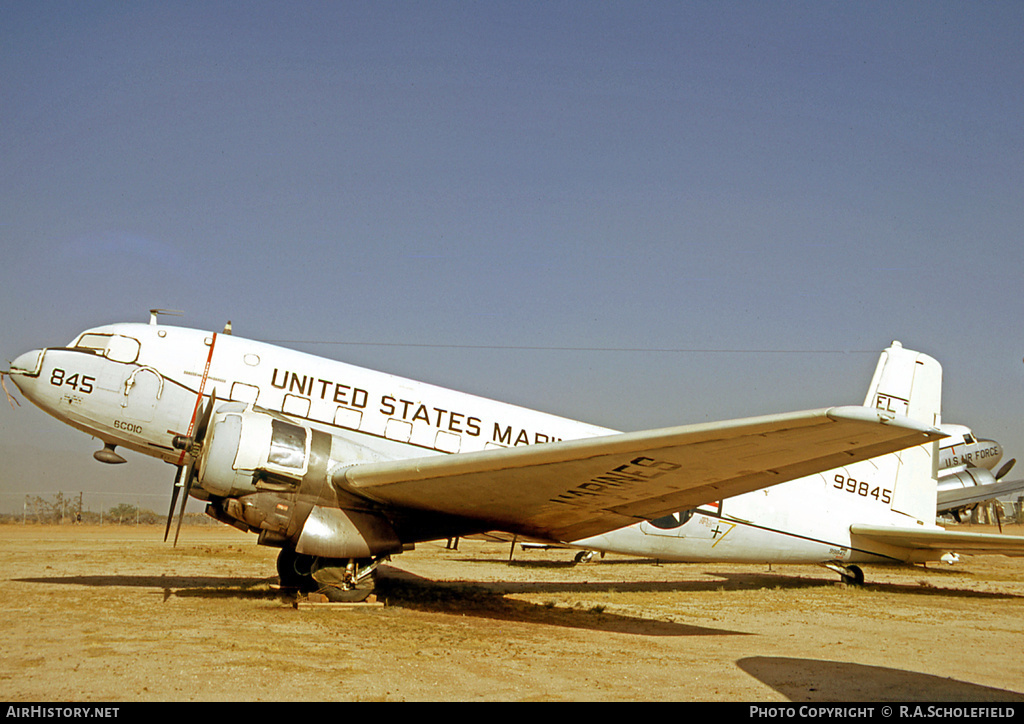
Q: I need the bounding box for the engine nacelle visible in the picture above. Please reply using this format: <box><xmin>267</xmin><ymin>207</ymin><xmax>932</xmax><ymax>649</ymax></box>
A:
<box><xmin>295</xmin><ymin>505</ymin><xmax>404</xmax><ymax>558</ymax></box>
<box><xmin>196</xmin><ymin>405</ymin><xmax>403</xmax><ymax>558</ymax></box>
<box><xmin>198</xmin><ymin>406</ymin><xmax>313</xmax><ymax>498</ymax></box>
<box><xmin>937</xmin><ymin>466</ymin><xmax>997</xmax><ymax>493</ymax></box>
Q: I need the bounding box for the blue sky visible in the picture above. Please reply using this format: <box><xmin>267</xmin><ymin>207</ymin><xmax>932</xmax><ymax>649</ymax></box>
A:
<box><xmin>2</xmin><ymin>2</ymin><xmax>1023</xmax><ymax>514</ymax></box>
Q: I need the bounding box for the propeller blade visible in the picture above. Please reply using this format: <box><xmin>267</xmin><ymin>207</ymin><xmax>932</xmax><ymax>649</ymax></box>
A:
<box><xmin>995</xmin><ymin>458</ymin><xmax>1016</xmax><ymax>481</ymax></box>
<box><xmin>173</xmin><ymin>460</ymin><xmax>195</xmax><ymax>546</ymax></box>
<box><xmin>172</xmin><ymin>390</ymin><xmax>216</xmax><ymax>547</ymax></box>
<box><xmin>164</xmin><ymin>466</ymin><xmax>184</xmax><ymax>542</ymax></box>
<box><xmin>193</xmin><ymin>388</ymin><xmax>216</xmax><ymax>443</ymax></box>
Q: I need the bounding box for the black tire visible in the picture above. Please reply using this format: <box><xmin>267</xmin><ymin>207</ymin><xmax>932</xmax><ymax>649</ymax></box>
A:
<box><xmin>276</xmin><ymin>548</ymin><xmax>317</xmax><ymax>591</ymax></box>
<box><xmin>842</xmin><ymin>564</ymin><xmax>865</xmax><ymax>586</ymax></box>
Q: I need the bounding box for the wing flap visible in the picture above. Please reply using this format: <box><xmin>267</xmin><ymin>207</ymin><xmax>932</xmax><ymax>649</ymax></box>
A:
<box><xmin>340</xmin><ymin>405</ymin><xmax>942</xmax><ymax>542</ymax></box>
<box><xmin>851</xmin><ymin>524</ymin><xmax>1024</xmax><ymax>557</ymax></box>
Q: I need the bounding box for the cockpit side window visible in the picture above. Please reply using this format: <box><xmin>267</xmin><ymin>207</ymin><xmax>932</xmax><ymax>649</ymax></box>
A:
<box><xmin>107</xmin><ymin>336</ymin><xmax>141</xmax><ymax>363</ymax></box>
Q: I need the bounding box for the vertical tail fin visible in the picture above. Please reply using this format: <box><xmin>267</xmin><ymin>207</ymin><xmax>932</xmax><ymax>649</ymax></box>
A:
<box><xmin>863</xmin><ymin>341</ymin><xmax>942</xmax><ymax>428</ymax></box>
<box><xmin>862</xmin><ymin>341</ymin><xmax>943</xmax><ymax>525</ymax></box>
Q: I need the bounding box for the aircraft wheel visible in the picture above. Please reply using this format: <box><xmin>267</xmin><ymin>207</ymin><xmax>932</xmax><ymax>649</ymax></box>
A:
<box><xmin>312</xmin><ymin>557</ymin><xmax>382</xmax><ymax>601</ymax></box>
<box><xmin>276</xmin><ymin>548</ymin><xmax>317</xmax><ymax>591</ymax></box>
<box><xmin>841</xmin><ymin>564</ymin><xmax>865</xmax><ymax>586</ymax></box>
<box><xmin>573</xmin><ymin>550</ymin><xmax>595</xmax><ymax>565</ymax></box>
<box><xmin>321</xmin><ymin>585</ymin><xmax>375</xmax><ymax>603</ymax></box>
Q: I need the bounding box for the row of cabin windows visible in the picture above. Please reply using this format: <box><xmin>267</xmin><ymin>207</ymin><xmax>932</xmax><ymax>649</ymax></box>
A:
<box><xmin>72</xmin><ymin>334</ymin><xmax>491</xmax><ymax>454</ymax></box>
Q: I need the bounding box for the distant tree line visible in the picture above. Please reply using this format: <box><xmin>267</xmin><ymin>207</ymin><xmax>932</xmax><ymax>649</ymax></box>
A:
<box><xmin>0</xmin><ymin>493</ymin><xmax>216</xmax><ymax>525</ymax></box>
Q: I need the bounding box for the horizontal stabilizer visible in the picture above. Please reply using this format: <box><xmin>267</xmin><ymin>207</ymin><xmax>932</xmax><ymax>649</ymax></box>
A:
<box><xmin>851</xmin><ymin>524</ymin><xmax>1024</xmax><ymax>557</ymax></box>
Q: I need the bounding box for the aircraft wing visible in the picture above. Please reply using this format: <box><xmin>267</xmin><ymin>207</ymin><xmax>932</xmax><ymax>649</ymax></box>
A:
<box><xmin>340</xmin><ymin>405</ymin><xmax>942</xmax><ymax>542</ymax></box>
<box><xmin>851</xmin><ymin>525</ymin><xmax>1024</xmax><ymax>557</ymax></box>
<box><xmin>937</xmin><ymin>478</ymin><xmax>1024</xmax><ymax>513</ymax></box>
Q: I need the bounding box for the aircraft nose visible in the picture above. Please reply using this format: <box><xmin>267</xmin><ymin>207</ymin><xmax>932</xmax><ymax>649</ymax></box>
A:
<box><xmin>982</xmin><ymin>439</ymin><xmax>1003</xmax><ymax>468</ymax></box>
<box><xmin>6</xmin><ymin>350</ymin><xmax>43</xmax><ymax>398</ymax></box>
<box><xmin>10</xmin><ymin>349</ymin><xmax>42</xmax><ymax>375</ymax></box>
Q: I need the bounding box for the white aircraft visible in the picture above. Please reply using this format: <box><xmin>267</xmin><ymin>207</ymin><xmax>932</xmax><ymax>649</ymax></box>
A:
<box><xmin>0</xmin><ymin>313</ymin><xmax>977</xmax><ymax>597</ymax></box>
<box><xmin>934</xmin><ymin>424</ymin><xmax>1024</xmax><ymax>522</ymax></box>
<box><xmin>569</xmin><ymin>343</ymin><xmax>1024</xmax><ymax>582</ymax></box>
<box><xmin>937</xmin><ymin>424</ymin><xmax>1007</xmax><ymax>474</ymax></box>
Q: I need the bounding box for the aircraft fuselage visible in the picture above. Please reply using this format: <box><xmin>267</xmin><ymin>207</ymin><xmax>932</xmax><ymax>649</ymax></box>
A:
<box><xmin>7</xmin><ymin>322</ymin><xmax>958</xmax><ymax>577</ymax></box>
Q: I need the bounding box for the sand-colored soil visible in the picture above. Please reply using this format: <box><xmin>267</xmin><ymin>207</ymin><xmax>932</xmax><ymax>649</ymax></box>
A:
<box><xmin>1</xmin><ymin>523</ymin><xmax>1022</xmax><ymax>702</ymax></box>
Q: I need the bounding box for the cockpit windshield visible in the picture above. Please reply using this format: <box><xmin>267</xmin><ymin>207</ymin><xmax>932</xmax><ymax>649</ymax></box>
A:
<box><xmin>71</xmin><ymin>333</ymin><xmax>140</xmax><ymax>363</ymax></box>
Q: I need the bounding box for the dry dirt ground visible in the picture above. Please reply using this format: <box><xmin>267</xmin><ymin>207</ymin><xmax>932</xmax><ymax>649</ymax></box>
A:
<box><xmin>1</xmin><ymin>522</ymin><xmax>1023</xmax><ymax>702</ymax></box>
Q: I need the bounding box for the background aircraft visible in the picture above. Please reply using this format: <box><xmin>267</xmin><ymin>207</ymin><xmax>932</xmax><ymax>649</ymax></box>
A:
<box><xmin>934</xmin><ymin>424</ymin><xmax>1024</xmax><ymax>525</ymax></box>
<box><xmin>4</xmin><ymin>316</ymin><xmax>939</xmax><ymax>599</ymax></box>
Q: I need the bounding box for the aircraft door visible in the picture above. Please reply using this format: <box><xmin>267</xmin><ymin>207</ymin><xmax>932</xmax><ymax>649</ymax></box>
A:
<box><xmin>121</xmin><ymin>367</ymin><xmax>163</xmax><ymax>422</ymax></box>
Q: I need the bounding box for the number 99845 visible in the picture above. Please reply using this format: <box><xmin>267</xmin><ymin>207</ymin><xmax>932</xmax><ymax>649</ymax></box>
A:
<box><xmin>833</xmin><ymin>474</ymin><xmax>891</xmax><ymax>504</ymax></box>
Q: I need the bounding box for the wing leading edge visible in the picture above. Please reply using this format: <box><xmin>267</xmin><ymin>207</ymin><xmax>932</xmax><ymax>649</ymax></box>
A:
<box><xmin>340</xmin><ymin>406</ymin><xmax>943</xmax><ymax>542</ymax></box>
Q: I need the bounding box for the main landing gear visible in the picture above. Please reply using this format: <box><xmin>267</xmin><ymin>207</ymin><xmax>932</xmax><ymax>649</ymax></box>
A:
<box><xmin>276</xmin><ymin>548</ymin><xmax>385</xmax><ymax>602</ymax></box>
<box><xmin>821</xmin><ymin>561</ymin><xmax>865</xmax><ymax>586</ymax></box>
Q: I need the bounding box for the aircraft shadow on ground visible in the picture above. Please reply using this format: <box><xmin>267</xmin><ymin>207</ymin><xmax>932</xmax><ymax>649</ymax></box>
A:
<box><xmin>14</xmin><ymin>574</ymin><xmax>283</xmax><ymax>601</ymax></box>
<box><xmin>375</xmin><ymin>570</ymin><xmax>751</xmax><ymax>638</ymax></box>
<box><xmin>444</xmin><ymin>557</ymin><xmax>1023</xmax><ymax>600</ymax></box>
<box><xmin>738</xmin><ymin>657</ymin><xmax>1024</xmax><ymax>702</ymax></box>
<box><xmin>14</xmin><ymin>570</ymin><xmax>747</xmax><ymax>636</ymax></box>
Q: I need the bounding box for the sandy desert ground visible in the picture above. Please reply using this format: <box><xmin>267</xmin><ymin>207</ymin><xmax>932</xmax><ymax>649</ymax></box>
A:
<box><xmin>1</xmin><ymin>522</ymin><xmax>1022</xmax><ymax>702</ymax></box>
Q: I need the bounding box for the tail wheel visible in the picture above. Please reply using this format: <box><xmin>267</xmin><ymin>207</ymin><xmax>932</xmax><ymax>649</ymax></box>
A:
<box><xmin>841</xmin><ymin>564</ymin><xmax>865</xmax><ymax>586</ymax></box>
<box><xmin>822</xmin><ymin>561</ymin><xmax>866</xmax><ymax>587</ymax></box>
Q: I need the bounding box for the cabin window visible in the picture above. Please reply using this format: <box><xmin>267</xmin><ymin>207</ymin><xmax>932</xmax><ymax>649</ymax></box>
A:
<box><xmin>385</xmin><ymin>419</ymin><xmax>413</xmax><ymax>443</ymax></box>
<box><xmin>230</xmin><ymin>382</ymin><xmax>259</xmax><ymax>405</ymax></box>
<box><xmin>434</xmin><ymin>430</ymin><xmax>461</xmax><ymax>453</ymax></box>
<box><xmin>282</xmin><ymin>394</ymin><xmax>311</xmax><ymax>417</ymax></box>
<box><xmin>334</xmin><ymin>406</ymin><xmax>362</xmax><ymax>430</ymax></box>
